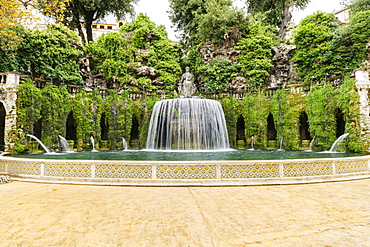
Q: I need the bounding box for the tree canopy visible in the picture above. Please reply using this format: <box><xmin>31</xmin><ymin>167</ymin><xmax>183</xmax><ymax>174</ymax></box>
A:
<box><xmin>245</xmin><ymin>0</ymin><xmax>311</xmax><ymax>39</ymax></box>
<box><xmin>63</xmin><ymin>0</ymin><xmax>138</xmax><ymax>43</ymax></box>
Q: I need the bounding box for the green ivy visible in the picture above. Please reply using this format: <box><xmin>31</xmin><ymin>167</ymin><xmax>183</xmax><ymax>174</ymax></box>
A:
<box><xmin>338</xmin><ymin>78</ymin><xmax>366</xmax><ymax>152</ymax></box>
<box><xmin>73</xmin><ymin>88</ymin><xmax>103</xmax><ymax>150</ymax></box>
<box><xmin>103</xmin><ymin>90</ymin><xmax>134</xmax><ymax>149</ymax></box>
<box><xmin>40</xmin><ymin>83</ymin><xmax>72</xmax><ymax>148</ymax></box>
<box><xmin>306</xmin><ymin>85</ymin><xmax>338</xmax><ymax>150</ymax></box>
<box><xmin>241</xmin><ymin>92</ymin><xmax>270</xmax><ymax>148</ymax></box>
<box><xmin>220</xmin><ymin>96</ymin><xmax>240</xmax><ymax>148</ymax></box>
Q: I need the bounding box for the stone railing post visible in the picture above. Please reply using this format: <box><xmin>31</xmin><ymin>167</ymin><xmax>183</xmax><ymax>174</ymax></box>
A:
<box><xmin>355</xmin><ymin>69</ymin><xmax>370</xmax><ymax>149</ymax></box>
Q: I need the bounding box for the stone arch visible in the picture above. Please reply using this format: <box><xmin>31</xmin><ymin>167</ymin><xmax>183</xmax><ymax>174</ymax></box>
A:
<box><xmin>100</xmin><ymin>112</ymin><xmax>108</xmax><ymax>141</ymax></box>
<box><xmin>130</xmin><ymin>115</ymin><xmax>140</xmax><ymax>149</ymax></box>
<box><xmin>267</xmin><ymin>113</ymin><xmax>277</xmax><ymax>140</ymax></box>
<box><xmin>0</xmin><ymin>102</ymin><xmax>5</xmax><ymax>151</ymax></box>
<box><xmin>236</xmin><ymin>115</ymin><xmax>246</xmax><ymax>148</ymax></box>
<box><xmin>336</xmin><ymin>109</ymin><xmax>345</xmax><ymax>138</ymax></box>
<box><xmin>299</xmin><ymin>111</ymin><xmax>311</xmax><ymax>141</ymax></box>
<box><xmin>66</xmin><ymin>111</ymin><xmax>77</xmax><ymax>141</ymax></box>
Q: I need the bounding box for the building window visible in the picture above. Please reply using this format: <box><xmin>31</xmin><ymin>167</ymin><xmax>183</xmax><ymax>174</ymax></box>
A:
<box><xmin>100</xmin><ymin>25</ymin><xmax>105</xmax><ymax>29</ymax></box>
<box><xmin>92</xmin><ymin>25</ymin><xmax>97</xmax><ymax>28</ymax></box>
<box><xmin>107</xmin><ymin>26</ymin><xmax>113</xmax><ymax>30</ymax></box>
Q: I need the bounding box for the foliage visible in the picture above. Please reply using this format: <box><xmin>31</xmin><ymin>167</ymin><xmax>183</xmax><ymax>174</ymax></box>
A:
<box><xmin>241</xmin><ymin>92</ymin><xmax>270</xmax><ymax>148</ymax></box>
<box><xmin>245</xmin><ymin>0</ymin><xmax>310</xmax><ymax>38</ymax></box>
<box><xmin>169</xmin><ymin>0</ymin><xmax>247</xmax><ymax>46</ymax></box>
<box><xmin>306</xmin><ymin>85</ymin><xmax>338</xmax><ymax>149</ymax></box>
<box><xmin>16</xmin><ymin>79</ymin><xmax>42</xmax><ymax>138</ymax></box>
<box><xmin>137</xmin><ymin>95</ymin><xmax>160</xmax><ymax>149</ymax></box>
<box><xmin>40</xmin><ymin>83</ymin><xmax>71</xmax><ymax>148</ymax></box>
<box><xmin>271</xmin><ymin>90</ymin><xmax>303</xmax><ymax>150</ymax></box>
<box><xmin>0</xmin><ymin>25</ymin><xmax>84</xmax><ymax>84</ymax></box>
<box><xmin>200</xmin><ymin>59</ymin><xmax>241</xmax><ymax>92</ymax></box>
<box><xmin>338</xmin><ymin>78</ymin><xmax>366</xmax><ymax>152</ymax></box>
<box><xmin>73</xmin><ymin>88</ymin><xmax>103</xmax><ymax>150</ymax></box>
<box><xmin>347</xmin><ymin>0</ymin><xmax>370</xmax><ymax>15</ymax></box>
<box><xmin>63</xmin><ymin>0</ymin><xmax>137</xmax><ymax>42</ymax></box>
<box><xmin>220</xmin><ymin>96</ymin><xmax>240</xmax><ymax>147</ymax></box>
<box><xmin>292</xmin><ymin>12</ymin><xmax>339</xmax><ymax>82</ymax></box>
<box><xmin>86</xmin><ymin>14</ymin><xmax>181</xmax><ymax>91</ymax></box>
<box><xmin>235</xmin><ymin>24</ymin><xmax>274</xmax><ymax>87</ymax></box>
<box><xmin>103</xmin><ymin>90</ymin><xmax>133</xmax><ymax>149</ymax></box>
<box><xmin>0</xmin><ymin>0</ymin><xmax>69</xmax><ymax>51</ymax></box>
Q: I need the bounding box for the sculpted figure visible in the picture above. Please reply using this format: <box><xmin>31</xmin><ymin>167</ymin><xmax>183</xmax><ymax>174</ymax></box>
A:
<box><xmin>179</xmin><ymin>67</ymin><xmax>195</xmax><ymax>97</ymax></box>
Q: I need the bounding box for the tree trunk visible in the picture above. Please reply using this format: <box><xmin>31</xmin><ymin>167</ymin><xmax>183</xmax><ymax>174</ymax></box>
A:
<box><xmin>278</xmin><ymin>4</ymin><xmax>292</xmax><ymax>39</ymax></box>
<box><xmin>85</xmin><ymin>11</ymin><xmax>95</xmax><ymax>42</ymax></box>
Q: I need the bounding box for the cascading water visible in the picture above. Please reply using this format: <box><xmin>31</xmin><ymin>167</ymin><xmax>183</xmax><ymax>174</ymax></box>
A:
<box><xmin>146</xmin><ymin>98</ymin><xmax>230</xmax><ymax>150</ymax></box>
<box><xmin>58</xmin><ymin>135</ymin><xmax>72</xmax><ymax>152</ymax></box>
<box><xmin>26</xmin><ymin>134</ymin><xmax>52</xmax><ymax>153</ymax></box>
<box><xmin>122</xmin><ymin>137</ymin><xmax>128</xmax><ymax>150</ymax></box>
<box><xmin>329</xmin><ymin>133</ymin><xmax>349</xmax><ymax>152</ymax></box>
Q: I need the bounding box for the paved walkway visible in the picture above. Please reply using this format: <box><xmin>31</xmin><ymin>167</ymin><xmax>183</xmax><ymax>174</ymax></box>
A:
<box><xmin>1</xmin><ymin>180</ymin><xmax>370</xmax><ymax>246</ymax></box>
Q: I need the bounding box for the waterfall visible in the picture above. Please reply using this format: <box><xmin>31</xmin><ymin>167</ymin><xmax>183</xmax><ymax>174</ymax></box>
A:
<box><xmin>278</xmin><ymin>136</ymin><xmax>284</xmax><ymax>151</ymax></box>
<box><xmin>309</xmin><ymin>135</ymin><xmax>316</xmax><ymax>151</ymax></box>
<box><xmin>146</xmin><ymin>98</ymin><xmax>230</xmax><ymax>150</ymax></box>
<box><xmin>329</xmin><ymin>133</ymin><xmax>349</xmax><ymax>152</ymax></box>
<box><xmin>26</xmin><ymin>134</ymin><xmax>52</xmax><ymax>153</ymax></box>
<box><xmin>122</xmin><ymin>137</ymin><xmax>128</xmax><ymax>150</ymax></box>
<box><xmin>58</xmin><ymin>135</ymin><xmax>72</xmax><ymax>152</ymax></box>
<box><xmin>248</xmin><ymin>136</ymin><xmax>255</xmax><ymax>150</ymax></box>
<box><xmin>90</xmin><ymin>136</ymin><xmax>98</xmax><ymax>152</ymax></box>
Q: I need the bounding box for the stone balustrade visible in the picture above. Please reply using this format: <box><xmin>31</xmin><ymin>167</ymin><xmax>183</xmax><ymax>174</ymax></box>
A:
<box><xmin>1</xmin><ymin>156</ymin><xmax>369</xmax><ymax>186</ymax></box>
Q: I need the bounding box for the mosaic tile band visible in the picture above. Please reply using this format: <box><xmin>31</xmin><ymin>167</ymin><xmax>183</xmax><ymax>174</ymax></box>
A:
<box><xmin>0</xmin><ymin>157</ymin><xmax>369</xmax><ymax>183</ymax></box>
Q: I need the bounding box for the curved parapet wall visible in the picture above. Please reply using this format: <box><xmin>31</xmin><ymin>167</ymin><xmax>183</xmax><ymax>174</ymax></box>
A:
<box><xmin>1</xmin><ymin>156</ymin><xmax>370</xmax><ymax>186</ymax></box>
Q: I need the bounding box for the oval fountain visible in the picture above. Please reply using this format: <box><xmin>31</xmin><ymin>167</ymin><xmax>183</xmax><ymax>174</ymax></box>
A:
<box><xmin>1</xmin><ymin>98</ymin><xmax>370</xmax><ymax>186</ymax></box>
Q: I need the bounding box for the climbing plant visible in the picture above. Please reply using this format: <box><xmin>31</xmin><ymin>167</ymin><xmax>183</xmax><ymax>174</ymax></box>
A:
<box><xmin>103</xmin><ymin>90</ymin><xmax>134</xmax><ymax>150</ymax></box>
<box><xmin>271</xmin><ymin>90</ymin><xmax>303</xmax><ymax>150</ymax></box>
<box><xmin>306</xmin><ymin>85</ymin><xmax>338</xmax><ymax>150</ymax></box>
<box><xmin>40</xmin><ymin>83</ymin><xmax>71</xmax><ymax>148</ymax></box>
<box><xmin>73</xmin><ymin>88</ymin><xmax>103</xmax><ymax>150</ymax></box>
<box><xmin>220</xmin><ymin>96</ymin><xmax>240</xmax><ymax>148</ymax></box>
<box><xmin>338</xmin><ymin>78</ymin><xmax>366</xmax><ymax>152</ymax></box>
<box><xmin>241</xmin><ymin>92</ymin><xmax>270</xmax><ymax>148</ymax></box>
<box><xmin>85</xmin><ymin>14</ymin><xmax>181</xmax><ymax>91</ymax></box>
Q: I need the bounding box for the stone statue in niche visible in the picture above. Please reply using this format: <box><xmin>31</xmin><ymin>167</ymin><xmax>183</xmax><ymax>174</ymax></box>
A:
<box><xmin>179</xmin><ymin>67</ymin><xmax>196</xmax><ymax>97</ymax></box>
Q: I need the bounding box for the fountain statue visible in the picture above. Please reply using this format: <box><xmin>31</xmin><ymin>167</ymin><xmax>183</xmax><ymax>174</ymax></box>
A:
<box><xmin>178</xmin><ymin>67</ymin><xmax>196</xmax><ymax>97</ymax></box>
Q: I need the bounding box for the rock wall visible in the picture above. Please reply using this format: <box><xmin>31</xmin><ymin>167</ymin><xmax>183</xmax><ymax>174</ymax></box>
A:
<box><xmin>0</xmin><ymin>72</ymin><xmax>19</xmax><ymax>152</ymax></box>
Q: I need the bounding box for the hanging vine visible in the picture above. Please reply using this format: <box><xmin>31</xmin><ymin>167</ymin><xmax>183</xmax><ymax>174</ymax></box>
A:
<box><xmin>73</xmin><ymin>88</ymin><xmax>103</xmax><ymax>150</ymax></box>
<box><xmin>241</xmin><ymin>92</ymin><xmax>270</xmax><ymax>149</ymax></box>
<box><xmin>40</xmin><ymin>83</ymin><xmax>71</xmax><ymax>149</ymax></box>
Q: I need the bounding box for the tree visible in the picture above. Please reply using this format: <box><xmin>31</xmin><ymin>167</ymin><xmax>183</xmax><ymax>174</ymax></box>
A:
<box><xmin>245</xmin><ymin>0</ymin><xmax>311</xmax><ymax>39</ymax></box>
<box><xmin>292</xmin><ymin>12</ymin><xmax>338</xmax><ymax>82</ymax></box>
<box><xmin>63</xmin><ymin>0</ymin><xmax>138</xmax><ymax>43</ymax></box>
<box><xmin>0</xmin><ymin>0</ymin><xmax>69</xmax><ymax>51</ymax></box>
<box><xmin>169</xmin><ymin>0</ymin><xmax>246</xmax><ymax>46</ymax></box>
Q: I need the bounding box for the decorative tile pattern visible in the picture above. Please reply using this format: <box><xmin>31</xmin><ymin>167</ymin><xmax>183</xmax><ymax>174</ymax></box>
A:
<box><xmin>7</xmin><ymin>161</ymin><xmax>41</xmax><ymax>175</ymax></box>
<box><xmin>0</xmin><ymin>162</ymin><xmax>5</xmax><ymax>173</ymax></box>
<box><xmin>284</xmin><ymin>162</ymin><xmax>332</xmax><ymax>177</ymax></box>
<box><xmin>44</xmin><ymin>163</ymin><xmax>91</xmax><ymax>177</ymax></box>
<box><xmin>221</xmin><ymin>164</ymin><xmax>279</xmax><ymax>178</ymax></box>
<box><xmin>336</xmin><ymin>160</ymin><xmax>368</xmax><ymax>174</ymax></box>
<box><xmin>156</xmin><ymin>165</ymin><xmax>217</xmax><ymax>179</ymax></box>
<box><xmin>96</xmin><ymin>164</ymin><xmax>152</xmax><ymax>179</ymax></box>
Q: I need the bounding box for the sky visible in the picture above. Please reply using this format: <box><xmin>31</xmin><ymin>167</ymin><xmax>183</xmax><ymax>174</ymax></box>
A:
<box><xmin>128</xmin><ymin>0</ymin><xmax>346</xmax><ymax>41</ymax></box>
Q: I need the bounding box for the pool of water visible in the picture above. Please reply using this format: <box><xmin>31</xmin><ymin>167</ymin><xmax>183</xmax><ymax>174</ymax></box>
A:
<box><xmin>13</xmin><ymin>149</ymin><xmax>366</xmax><ymax>161</ymax></box>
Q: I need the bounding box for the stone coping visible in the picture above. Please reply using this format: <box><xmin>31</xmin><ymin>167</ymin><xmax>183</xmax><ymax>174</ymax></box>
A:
<box><xmin>1</xmin><ymin>155</ymin><xmax>370</xmax><ymax>186</ymax></box>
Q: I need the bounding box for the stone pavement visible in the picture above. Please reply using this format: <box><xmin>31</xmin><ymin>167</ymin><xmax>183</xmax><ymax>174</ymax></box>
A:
<box><xmin>1</xmin><ymin>180</ymin><xmax>370</xmax><ymax>246</ymax></box>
